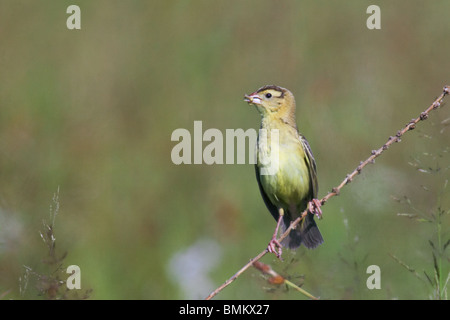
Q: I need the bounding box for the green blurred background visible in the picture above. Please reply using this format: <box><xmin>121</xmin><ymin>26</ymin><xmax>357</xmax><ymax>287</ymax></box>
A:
<box><xmin>0</xmin><ymin>0</ymin><xmax>449</xmax><ymax>299</ymax></box>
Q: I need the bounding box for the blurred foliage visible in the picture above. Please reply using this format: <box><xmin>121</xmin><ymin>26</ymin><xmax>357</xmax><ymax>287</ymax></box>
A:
<box><xmin>0</xmin><ymin>0</ymin><xmax>449</xmax><ymax>299</ymax></box>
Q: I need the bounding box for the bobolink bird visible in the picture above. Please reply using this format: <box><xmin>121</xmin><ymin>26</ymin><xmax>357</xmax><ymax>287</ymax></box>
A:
<box><xmin>245</xmin><ymin>85</ymin><xmax>323</xmax><ymax>258</ymax></box>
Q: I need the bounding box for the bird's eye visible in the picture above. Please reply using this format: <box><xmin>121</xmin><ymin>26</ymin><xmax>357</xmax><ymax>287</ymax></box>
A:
<box><xmin>265</xmin><ymin>93</ymin><xmax>272</xmax><ymax>98</ymax></box>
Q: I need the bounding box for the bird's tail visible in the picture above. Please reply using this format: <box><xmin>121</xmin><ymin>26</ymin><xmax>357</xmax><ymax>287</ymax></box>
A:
<box><xmin>281</xmin><ymin>213</ymin><xmax>323</xmax><ymax>249</ymax></box>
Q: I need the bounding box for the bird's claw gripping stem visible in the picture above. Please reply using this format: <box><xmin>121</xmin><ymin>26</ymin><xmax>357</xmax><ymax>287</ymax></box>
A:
<box><xmin>308</xmin><ymin>198</ymin><xmax>323</xmax><ymax>219</ymax></box>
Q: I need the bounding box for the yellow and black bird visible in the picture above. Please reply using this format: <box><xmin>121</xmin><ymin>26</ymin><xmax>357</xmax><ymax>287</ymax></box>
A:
<box><xmin>245</xmin><ymin>85</ymin><xmax>323</xmax><ymax>258</ymax></box>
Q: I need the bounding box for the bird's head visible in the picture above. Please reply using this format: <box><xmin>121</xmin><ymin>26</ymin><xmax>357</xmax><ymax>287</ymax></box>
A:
<box><xmin>244</xmin><ymin>85</ymin><xmax>297</xmax><ymax>126</ymax></box>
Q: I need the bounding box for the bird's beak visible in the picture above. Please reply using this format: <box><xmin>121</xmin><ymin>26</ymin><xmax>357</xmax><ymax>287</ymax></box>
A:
<box><xmin>244</xmin><ymin>93</ymin><xmax>262</xmax><ymax>105</ymax></box>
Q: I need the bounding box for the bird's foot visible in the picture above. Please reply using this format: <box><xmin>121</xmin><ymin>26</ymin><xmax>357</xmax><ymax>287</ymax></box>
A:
<box><xmin>267</xmin><ymin>237</ymin><xmax>283</xmax><ymax>259</ymax></box>
<box><xmin>308</xmin><ymin>198</ymin><xmax>323</xmax><ymax>219</ymax></box>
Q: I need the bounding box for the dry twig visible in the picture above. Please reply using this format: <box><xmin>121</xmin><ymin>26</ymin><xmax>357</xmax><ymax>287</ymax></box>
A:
<box><xmin>253</xmin><ymin>261</ymin><xmax>319</xmax><ymax>300</ymax></box>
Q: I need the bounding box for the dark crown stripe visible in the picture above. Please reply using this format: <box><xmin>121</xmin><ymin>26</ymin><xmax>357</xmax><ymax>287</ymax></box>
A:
<box><xmin>256</xmin><ymin>85</ymin><xmax>285</xmax><ymax>97</ymax></box>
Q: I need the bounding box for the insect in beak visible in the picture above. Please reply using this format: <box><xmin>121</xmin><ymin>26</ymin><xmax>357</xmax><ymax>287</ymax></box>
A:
<box><xmin>244</xmin><ymin>93</ymin><xmax>262</xmax><ymax>105</ymax></box>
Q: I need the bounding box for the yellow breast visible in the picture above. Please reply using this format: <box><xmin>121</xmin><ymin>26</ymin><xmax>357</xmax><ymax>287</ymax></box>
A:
<box><xmin>257</xmin><ymin>119</ymin><xmax>311</xmax><ymax>208</ymax></box>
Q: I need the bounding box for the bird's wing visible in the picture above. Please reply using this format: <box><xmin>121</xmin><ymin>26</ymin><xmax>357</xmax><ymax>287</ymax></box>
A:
<box><xmin>254</xmin><ymin>164</ymin><xmax>280</xmax><ymax>222</ymax></box>
<box><xmin>299</xmin><ymin>134</ymin><xmax>318</xmax><ymax>199</ymax></box>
